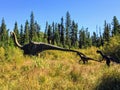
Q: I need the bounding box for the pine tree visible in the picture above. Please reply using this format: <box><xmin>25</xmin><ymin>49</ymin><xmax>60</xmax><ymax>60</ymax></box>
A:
<box><xmin>44</xmin><ymin>21</ymin><xmax>48</xmax><ymax>43</ymax></box>
<box><xmin>65</xmin><ymin>11</ymin><xmax>71</xmax><ymax>48</ymax></box>
<box><xmin>20</xmin><ymin>24</ymin><xmax>24</xmax><ymax>45</ymax></box>
<box><xmin>47</xmin><ymin>25</ymin><xmax>52</xmax><ymax>44</ymax></box>
<box><xmin>29</xmin><ymin>11</ymin><xmax>35</xmax><ymax>41</ymax></box>
<box><xmin>75</xmin><ymin>23</ymin><xmax>78</xmax><ymax>47</ymax></box>
<box><xmin>79</xmin><ymin>27</ymin><xmax>86</xmax><ymax>48</ymax></box>
<box><xmin>35</xmin><ymin>21</ymin><xmax>41</xmax><ymax>41</ymax></box>
<box><xmin>0</xmin><ymin>18</ymin><xmax>8</xmax><ymax>46</ymax></box>
<box><xmin>54</xmin><ymin>23</ymin><xmax>60</xmax><ymax>46</ymax></box>
<box><xmin>103</xmin><ymin>21</ymin><xmax>111</xmax><ymax>43</ymax></box>
<box><xmin>60</xmin><ymin>17</ymin><xmax>65</xmax><ymax>47</ymax></box>
<box><xmin>92</xmin><ymin>32</ymin><xmax>97</xmax><ymax>46</ymax></box>
<box><xmin>112</xmin><ymin>16</ymin><xmax>120</xmax><ymax>36</ymax></box>
<box><xmin>79</xmin><ymin>27</ymin><xmax>91</xmax><ymax>48</ymax></box>
<box><xmin>71</xmin><ymin>21</ymin><xmax>78</xmax><ymax>47</ymax></box>
<box><xmin>97</xmin><ymin>27</ymin><xmax>104</xmax><ymax>46</ymax></box>
<box><xmin>51</xmin><ymin>22</ymin><xmax>55</xmax><ymax>45</ymax></box>
<box><xmin>85</xmin><ymin>28</ymin><xmax>92</xmax><ymax>47</ymax></box>
<box><xmin>13</xmin><ymin>21</ymin><xmax>20</xmax><ymax>39</ymax></box>
<box><xmin>24</xmin><ymin>20</ymin><xmax>29</xmax><ymax>43</ymax></box>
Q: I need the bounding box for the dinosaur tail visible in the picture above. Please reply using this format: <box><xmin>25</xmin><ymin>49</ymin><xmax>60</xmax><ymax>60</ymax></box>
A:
<box><xmin>89</xmin><ymin>58</ymin><xmax>101</xmax><ymax>62</ymax></box>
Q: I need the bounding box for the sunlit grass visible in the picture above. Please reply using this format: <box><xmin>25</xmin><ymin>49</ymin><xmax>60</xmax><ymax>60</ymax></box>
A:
<box><xmin>0</xmin><ymin>46</ymin><xmax>120</xmax><ymax>90</ymax></box>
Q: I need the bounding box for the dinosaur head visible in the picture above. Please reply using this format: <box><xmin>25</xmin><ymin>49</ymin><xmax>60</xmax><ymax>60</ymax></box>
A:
<box><xmin>10</xmin><ymin>32</ymin><xmax>14</xmax><ymax>37</ymax></box>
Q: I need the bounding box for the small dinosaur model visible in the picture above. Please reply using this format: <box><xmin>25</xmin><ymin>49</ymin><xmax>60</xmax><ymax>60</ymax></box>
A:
<box><xmin>77</xmin><ymin>52</ymin><xmax>99</xmax><ymax>64</ymax></box>
<box><xmin>96</xmin><ymin>50</ymin><xmax>113</xmax><ymax>66</ymax></box>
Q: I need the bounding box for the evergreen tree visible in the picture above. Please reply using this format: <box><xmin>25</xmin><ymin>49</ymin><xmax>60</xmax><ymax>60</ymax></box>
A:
<box><xmin>103</xmin><ymin>21</ymin><xmax>110</xmax><ymax>43</ymax></box>
<box><xmin>65</xmin><ymin>11</ymin><xmax>71</xmax><ymax>48</ymax></box>
<box><xmin>47</xmin><ymin>25</ymin><xmax>52</xmax><ymax>44</ymax></box>
<box><xmin>29</xmin><ymin>11</ymin><xmax>35</xmax><ymax>41</ymax></box>
<box><xmin>0</xmin><ymin>18</ymin><xmax>8</xmax><ymax>46</ymax></box>
<box><xmin>112</xmin><ymin>16</ymin><xmax>120</xmax><ymax>36</ymax></box>
<box><xmin>54</xmin><ymin>23</ymin><xmax>60</xmax><ymax>45</ymax></box>
<box><xmin>92</xmin><ymin>32</ymin><xmax>97</xmax><ymax>46</ymax></box>
<box><xmin>13</xmin><ymin>21</ymin><xmax>20</xmax><ymax>40</ymax></box>
<box><xmin>71</xmin><ymin>21</ymin><xmax>78</xmax><ymax>47</ymax></box>
<box><xmin>51</xmin><ymin>22</ymin><xmax>55</xmax><ymax>45</ymax></box>
<box><xmin>60</xmin><ymin>17</ymin><xmax>65</xmax><ymax>47</ymax></box>
<box><xmin>85</xmin><ymin>28</ymin><xmax>92</xmax><ymax>47</ymax></box>
<box><xmin>79</xmin><ymin>27</ymin><xmax>91</xmax><ymax>48</ymax></box>
<box><xmin>35</xmin><ymin>21</ymin><xmax>41</xmax><ymax>41</ymax></box>
<box><xmin>24</xmin><ymin>20</ymin><xmax>29</xmax><ymax>43</ymax></box>
<box><xmin>97</xmin><ymin>27</ymin><xmax>104</xmax><ymax>46</ymax></box>
<box><xmin>44</xmin><ymin>21</ymin><xmax>48</xmax><ymax>42</ymax></box>
<box><xmin>75</xmin><ymin>23</ymin><xmax>78</xmax><ymax>47</ymax></box>
<box><xmin>20</xmin><ymin>24</ymin><xmax>24</xmax><ymax>45</ymax></box>
<box><xmin>79</xmin><ymin>28</ymin><xmax>86</xmax><ymax>48</ymax></box>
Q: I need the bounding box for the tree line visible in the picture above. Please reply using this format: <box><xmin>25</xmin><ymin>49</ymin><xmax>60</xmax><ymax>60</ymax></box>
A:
<box><xmin>0</xmin><ymin>11</ymin><xmax>120</xmax><ymax>49</ymax></box>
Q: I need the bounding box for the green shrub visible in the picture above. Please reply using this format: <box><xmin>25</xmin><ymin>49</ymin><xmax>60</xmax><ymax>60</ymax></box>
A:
<box><xmin>95</xmin><ymin>70</ymin><xmax>120</xmax><ymax>90</ymax></box>
<box><xmin>102</xmin><ymin>35</ymin><xmax>120</xmax><ymax>63</ymax></box>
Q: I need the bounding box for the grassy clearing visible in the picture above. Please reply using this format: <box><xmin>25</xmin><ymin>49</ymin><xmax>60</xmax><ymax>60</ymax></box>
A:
<box><xmin>0</xmin><ymin>46</ymin><xmax>120</xmax><ymax>90</ymax></box>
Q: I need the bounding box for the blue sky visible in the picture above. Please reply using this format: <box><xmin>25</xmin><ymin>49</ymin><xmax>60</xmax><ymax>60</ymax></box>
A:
<box><xmin>0</xmin><ymin>0</ymin><xmax>120</xmax><ymax>34</ymax></box>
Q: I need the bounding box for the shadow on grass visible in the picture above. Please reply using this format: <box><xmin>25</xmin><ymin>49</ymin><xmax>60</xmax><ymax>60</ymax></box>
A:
<box><xmin>94</xmin><ymin>72</ymin><xmax>120</xmax><ymax>90</ymax></box>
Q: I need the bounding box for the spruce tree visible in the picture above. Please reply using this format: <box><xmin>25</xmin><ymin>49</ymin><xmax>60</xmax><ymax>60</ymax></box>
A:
<box><xmin>0</xmin><ymin>18</ymin><xmax>7</xmax><ymax>46</ymax></box>
<box><xmin>30</xmin><ymin>11</ymin><xmax>35</xmax><ymax>41</ymax></box>
<box><xmin>103</xmin><ymin>21</ymin><xmax>110</xmax><ymax>43</ymax></box>
<box><xmin>112</xmin><ymin>16</ymin><xmax>120</xmax><ymax>36</ymax></box>
<box><xmin>71</xmin><ymin>21</ymin><xmax>78</xmax><ymax>47</ymax></box>
<box><xmin>92</xmin><ymin>32</ymin><xmax>97</xmax><ymax>46</ymax></box>
<box><xmin>85</xmin><ymin>28</ymin><xmax>92</xmax><ymax>47</ymax></box>
<box><xmin>47</xmin><ymin>25</ymin><xmax>52</xmax><ymax>44</ymax></box>
<box><xmin>13</xmin><ymin>21</ymin><xmax>20</xmax><ymax>39</ymax></box>
<box><xmin>51</xmin><ymin>22</ymin><xmax>55</xmax><ymax>45</ymax></box>
<box><xmin>71</xmin><ymin>21</ymin><xmax>75</xmax><ymax>47</ymax></box>
<box><xmin>35</xmin><ymin>21</ymin><xmax>41</xmax><ymax>41</ymax></box>
<box><xmin>54</xmin><ymin>23</ymin><xmax>60</xmax><ymax>46</ymax></box>
<box><xmin>24</xmin><ymin>20</ymin><xmax>29</xmax><ymax>43</ymax></box>
<box><xmin>20</xmin><ymin>24</ymin><xmax>24</xmax><ymax>45</ymax></box>
<box><xmin>60</xmin><ymin>17</ymin><xmax>65</xmax><ymax>47</ymax></box>
<box><xmin>65</xmin><ymin>11</ymin><xmax>71</xmax><ymax>48</ymax></box>
<box><xmin>97</xmin><ymin>27</ymin><xmax>104</xmax><ymax>46</ymax></box>
<box><xmin>44</xmin><ymin>21</ymin><xmax>48</xmax><ymax>43</ymax></box>
<box><xmin>79</xmin><ymin>28</ymin><xmax>86</xmax><ymax>48</ymax></box>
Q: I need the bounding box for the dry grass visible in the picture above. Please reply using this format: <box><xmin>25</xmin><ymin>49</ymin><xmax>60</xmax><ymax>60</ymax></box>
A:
<box><xmin>0</xmin><ymin>46</ymin><xmax>120</xmax><ymax>90</ymax></box>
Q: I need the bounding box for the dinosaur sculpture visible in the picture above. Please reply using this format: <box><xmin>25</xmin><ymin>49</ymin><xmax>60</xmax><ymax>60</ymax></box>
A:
<box><xmin>77</xmin><ymin>52</ymin><xmax>99</xmax><ymax>64</ymax></box>
<box><xmin>10</xmin><ymin>32</ymin><xmax>85</xmax><ymax>56</ymax></box>
<box><xmin>96</xmin><ymin>50</ymin><xmax>113</xmax><ymax>66</ymax></box>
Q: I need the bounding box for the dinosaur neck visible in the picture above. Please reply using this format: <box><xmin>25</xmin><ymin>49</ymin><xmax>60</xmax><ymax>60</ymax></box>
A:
<box><xmin>52</xmin><ymin>47</ymin><xmax>85</xmax><ymax>55</ymax></box>
<box><xmin>12</xmin><ymin>32</ymin><xmax>23</xmax><ymax>48</ymax></box>
<box><xmin>40</xmin><ymin>43</ymin><xmax>81</xmax><ymax>54</ymax></box>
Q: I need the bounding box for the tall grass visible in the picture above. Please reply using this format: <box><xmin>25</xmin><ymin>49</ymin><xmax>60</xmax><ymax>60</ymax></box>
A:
<box><xmin>0</xmin><ymin>46</ymin><xmax>120</xmax><ymax>90</ymax></box>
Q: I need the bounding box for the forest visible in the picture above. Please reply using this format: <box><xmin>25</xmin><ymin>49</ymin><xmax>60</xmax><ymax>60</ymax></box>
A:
<box><xmin>1</xmin><ymin>11</ymin><xmax>120</xmax><ymax>62</ymax></box>
<box><xmin>0</xmin><ymin>11</ymin><xmax>120</xmax><ymax>89</ymax></box>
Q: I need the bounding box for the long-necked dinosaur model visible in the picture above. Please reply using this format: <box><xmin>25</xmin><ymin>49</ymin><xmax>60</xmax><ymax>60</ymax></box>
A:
<box><xmin>96</xmin><ymin>50</ymin><xmax>113</xmax><ymax>66</ymax></box>
<box><xmin>77</xmin><ymin>52</ymin><xmax>100</xmax><ymax>64</ymax></box>
<box><xmin>10</xmin><ymin>32</ymin><xmax>85</xmax><ymax>56</ymax></box>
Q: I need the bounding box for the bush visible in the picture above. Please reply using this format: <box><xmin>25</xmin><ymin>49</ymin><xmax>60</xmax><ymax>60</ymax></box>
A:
<box><xmin>95</xmin><ymin>70</ymin><xmax>120</xmax><ymax>90</ymax></box>
<box><xmin>102</xmin><ymin>35</ymin><xmax>120</xmax><ymax>63</ymax></box>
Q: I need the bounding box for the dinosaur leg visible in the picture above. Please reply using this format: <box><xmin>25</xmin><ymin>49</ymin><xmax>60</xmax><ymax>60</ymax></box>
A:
<box><xmin>106</xmin><ymin>59</ymin><xmax>110</xmax><ymax>66</ymax></box>
<box><xmin>83</xmin><ymin>59</ymin><xmax>86</xmax><ymax>64</ymax></box>
<box><xmin>79</xmin><ymin>59</ymin><xmax>82</xmax><ymax>63</ymax></box>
